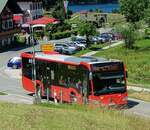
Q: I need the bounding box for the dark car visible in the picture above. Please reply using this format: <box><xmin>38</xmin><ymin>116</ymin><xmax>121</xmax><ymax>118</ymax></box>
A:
<box><xmin>7</xmin><ymin>57</ymin><xmax>21</xmax><ymax>69</ymax></box>
<box><xmin>100</xmin><ymin>33</ymin><xmax>114</xmax><ymax>41</ymax></box>
<box><xmin>62</xmin><ymin>47</ymin><xmax>76</xmax><ymax>55</ymax></box>
<box><xmin>54</xmin><ymin>46</ymin><xmax>63</xmax><ymax>53</ymax></box>
<box><xmin>74</xmin><ymin>38</ymin><xmax>86</xmax><ymax>44</ymax></box>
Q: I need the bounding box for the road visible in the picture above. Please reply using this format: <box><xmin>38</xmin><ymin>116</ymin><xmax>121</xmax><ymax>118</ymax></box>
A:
<box><xmin>0</xmin><ymin>41</ymin><xmax>150</xmax><ymax>119</ymax></box>
<box><xmin>0</xmin><ymin>45</ymin><xmax>40</xmax><ymax>95</ymax></box>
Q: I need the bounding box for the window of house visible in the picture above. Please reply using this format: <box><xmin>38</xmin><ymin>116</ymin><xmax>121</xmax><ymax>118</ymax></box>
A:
<box><xmin>0</xmin><ymin>40</ymin><xmax>2</xmax><ymax>48</ymax></box>
<box><xmin>38</xmin><ymin>3</ymin><xmax>40</xmax><ymax>9</ymax></box>
<box><xmin>8</xmin><ymin>19</ymin><xmax>13</xmax><ymax>28</ymax></box>
<box><xmin>30</xmin><ymin>4</ymin><xmax>32</xmax><ymax>10</ymax></box>
<box><xmin>1</xmin><ymin>40</ymin><xmax>5</xmax><ymax>46</ymax></box>
<box><xmin>8</xmin><ymin>38</ymin><xmax>11</xmax><ymax>45</ymax></box>
<box><xmin>2</xmin><ymin>21</ymin><xmax>6</xmax><ymax>30</ymax></box>
<box><xmin>40</xmin><ymin>3</ymin><xmax>42</xmax><ymax>9</ymax></box>
<box><xmin>11</xmin><ymin>37</ymin><xmax>14</xmax><ymax>42</ymax></box>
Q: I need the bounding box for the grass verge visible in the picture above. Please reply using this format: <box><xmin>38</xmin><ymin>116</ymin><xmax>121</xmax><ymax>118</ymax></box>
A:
<box><xmin>128</xmin><ymin>90</ymin><xmax>150</xmax><ymax>102</ymax></box>
<box><xmin>0</xmin><ymin>92</ymin><xmax>7</xmax><ymax>95</ymax></box>
<box><xmin>0</xmin><ymin>102</ymin><xmax>150</xmax><ymax>130</ymax></box>
<box><xmin>74</xmin><ymin>43</ymin><xmax>110</xmax><ymax>56</ymax></box>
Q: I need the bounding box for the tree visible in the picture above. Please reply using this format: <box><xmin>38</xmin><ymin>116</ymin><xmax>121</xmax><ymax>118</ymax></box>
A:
<box><xmin>119</xmin><ymin>0</ymin><xmax>149</xmax><ymax>23</ymax></box>
<box><xmin>43</xmin><ymin>0</ymin><xmax>57</xmax><ymax>10</ymax></box>
<box><xmin>115</xmin><ymin>23</ymin><xmax>136</xmax><ymax>49</ymax></box>
<box><xmin>144</xmin><ymin>4</ymin><xmax>150</xmax><ymax>27</ymax></box>
<box><xmin>78</xmin><ymin>22</ymin><xmax>96</xmax><ymax>47</ymax></box>
<box><xmin>52</xmin><ymin>0</ymin><xmax>65</xmax><ymax>22</ymax></box>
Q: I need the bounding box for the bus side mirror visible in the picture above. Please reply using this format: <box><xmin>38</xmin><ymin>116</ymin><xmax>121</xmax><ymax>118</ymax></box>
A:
<box><xmin>89</xmin><ymin>72</ymin><xmax>92</xmax><ymax>80</ymax></box>
<box><xmin>126</xmin><ymin>71</ymin><xmax>128</xmax><ymax>78</ymax></box>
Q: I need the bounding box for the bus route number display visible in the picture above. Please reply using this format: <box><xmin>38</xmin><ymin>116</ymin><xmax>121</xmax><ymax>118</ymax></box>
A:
<box><xmin>93</xmin><ymin>63</ymin><xmax>121</xmax><ymax>72</ymax></box>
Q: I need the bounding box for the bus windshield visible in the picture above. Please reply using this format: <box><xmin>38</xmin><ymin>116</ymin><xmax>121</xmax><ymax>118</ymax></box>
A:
<box><xmin>92</xmin><ymin>62</ymin><xmax>126</xmax><ymax>95</ymax></box>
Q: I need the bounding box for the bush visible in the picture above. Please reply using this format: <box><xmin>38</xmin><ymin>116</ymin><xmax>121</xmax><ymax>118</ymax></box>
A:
<box><xmin>15</xmin><ymin>35</ymin><xmax>26</xmax><ymax>47</ymax></box>
<box><xmin>145</xmin><ymin>28</ymin><xmax>150</xmax><ymax>39</ymax></box>
<box><xmin>115</xmin><ymin>23</ymin><xmax>136</xmax><ymax>49</ymax></box>
<box><xmin>47</xmin><ymin>22</ymin><xmax>71</xmax><ymax>34</ymax></box>
<box><xmin>51</xmin><ymin>30</ymin><xmax>76</xmax><ymax>40</ymax></box>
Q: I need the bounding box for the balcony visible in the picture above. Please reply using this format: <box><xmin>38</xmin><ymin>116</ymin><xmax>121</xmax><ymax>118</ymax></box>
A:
<box><xmin>0</xmin><ymin>27</ymin><xmax>21</xmax><ymax>37</ymax></box>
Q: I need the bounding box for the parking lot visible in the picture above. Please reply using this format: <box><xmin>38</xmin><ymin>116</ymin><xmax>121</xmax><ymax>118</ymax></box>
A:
<box><xmin>51</xmin><ymin>31</ymin><xmax>122</xmax><ymax>55</ymax></box>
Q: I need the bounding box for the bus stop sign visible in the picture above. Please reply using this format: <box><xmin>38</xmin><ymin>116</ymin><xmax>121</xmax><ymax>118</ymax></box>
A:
<box><xmin>40</xmin><ymin>44</ymin><xmax>54</xmax><ymax>52</ymax></box>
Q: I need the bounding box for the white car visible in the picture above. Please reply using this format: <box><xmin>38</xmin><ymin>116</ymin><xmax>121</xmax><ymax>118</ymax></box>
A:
<box><xmin>72</xmin><ymin>41</ymin><xmax>86</xmax><ymax>49</ymax></box>
<box><xmin>55</xmin><ymin>43</ymin><xmax>77</xmax><ymax>50</ymax></box>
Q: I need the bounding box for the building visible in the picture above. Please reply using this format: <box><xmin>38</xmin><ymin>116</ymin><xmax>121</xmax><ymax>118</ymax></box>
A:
<box><xmin>17</xmin><ymin>0</ymin><xmax>44</xmax><ymax>23</ymax></box>
<box><xmin>0</xmin><ymin>0</ymin><xmax>21</xmax><ymax>50</ymax></box>
<box><xmin>80</xmin><ymin>12</ymin><xmax>107</xmax><ymax>27</ymax></box>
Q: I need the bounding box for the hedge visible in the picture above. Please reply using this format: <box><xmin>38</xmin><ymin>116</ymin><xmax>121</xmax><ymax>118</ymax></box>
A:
<box><xmin>50</xmin><ymin>29</ymin><xmax>78</xmax><ymax>40</ymax></box>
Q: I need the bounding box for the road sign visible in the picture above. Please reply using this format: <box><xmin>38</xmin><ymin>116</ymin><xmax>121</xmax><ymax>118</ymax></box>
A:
<box><xmin>40</xmin><ymin>43</ymin><xmax>54</xmax><ymax>52</ymax></box>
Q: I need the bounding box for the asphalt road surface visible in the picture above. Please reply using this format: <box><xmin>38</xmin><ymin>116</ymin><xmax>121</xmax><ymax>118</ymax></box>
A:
<box><xmin>0</xmin><ymin>42</ymin><xmax>150</xmax><ymax>119</ymax></box>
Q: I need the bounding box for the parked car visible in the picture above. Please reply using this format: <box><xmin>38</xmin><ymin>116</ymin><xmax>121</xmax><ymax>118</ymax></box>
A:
<box><xmin>91</xmin><ymin>36</ymin><xmax>106</xmax><ymax>44</ymax></box>
<box><xmin>99</xmin><ymin>33</ymin><xmax>113</xmax><ymax>42</ymax></box>
<box><xmin>55</xmin><ymin>43</ymin><xmax>77</xmax><ymax>50</ymax></box>
<box><xmin>67</xmin><ymin>43</ymin><xmax>79</xmax><ymax>51</ymax></box>
<box><xmin>62</xmin><ymin>47</ymin><xmax>76</xmax><ymax>55</ymax></box>
<box><xmin>54</xmin><ymin>46</ymin><xmax>63</xmax><ymax>53</ymax></box>
<box><xmin>74</xmin><ymin>38</ymin><xmax>86</xmax><ymax>44</ymax></box>
<box><xmin>72</xmin><ymin>41</ymin><xmax>86</xmax><ymax>50</ymax></box>
<box><xmin>54</xmin><ymin>43</ymin><xmax>77</xmax><ymax>55</ymax></box>
<box><xmin>91</xmin><ymin>36</ymin><xmax>99</xmax><ymax>44</ymax></box>
<box><xmin>7</xmin><ymin>57</ymin><xmax>21</xmax><ymax>69</ymax></box>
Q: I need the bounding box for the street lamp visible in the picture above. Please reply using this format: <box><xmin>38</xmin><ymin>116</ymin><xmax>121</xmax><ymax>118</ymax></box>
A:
<box><xmin>31</xmin><ymin>26</ymin><xmax>41</xmax><ymax>104</ymax></box>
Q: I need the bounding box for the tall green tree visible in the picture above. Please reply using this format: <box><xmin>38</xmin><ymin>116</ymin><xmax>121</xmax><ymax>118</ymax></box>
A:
<box><xmin>144</xmin><ymin>4</ymin><xmax>150</xmax><ymax>27</ymax></box>
<box><xmin>43</xmin><ymin>0</ymin><xmax>57</xmax><ymax>10</ymax></box>
<box><xmin>52</xmin><ymin>0</ymin><xmax>65</xmax><ymax>22</ymax></box>
<box><xmin>78</xmin><ymin>22</ymin><xmax>96</xmax><ymax>47</ymax></box>
<box><xmin>115</xmin><ymin>23</ymin><xmax>136</xmax><ymax>49</ymax></box>
<box><xmin>119</xmin><ymin>0</ymin><xmax>149</xmax><ymax>23</ymax></box>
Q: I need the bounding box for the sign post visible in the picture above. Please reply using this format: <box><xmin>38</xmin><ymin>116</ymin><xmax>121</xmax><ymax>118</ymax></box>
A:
<box><xmin>40</xmin><ymin>43</ymin><xmax>54</xmax><ymax>52</ymax></box>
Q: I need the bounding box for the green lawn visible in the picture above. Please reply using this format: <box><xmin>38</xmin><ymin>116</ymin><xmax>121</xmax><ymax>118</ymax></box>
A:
<box><xmin>74</xmin><ymin>43</ymin><xmax>111</xmax><ymax>57</ymax></box>
<box><xmin>94</xmin><ymin>39</ymin><xmax>150</xmax><ymax>87</ymax></box>
<box><xmin>0</xmin><ymin>92</ymin><xmax>7</xmax><ymax>95</ymax></box>
<box><xmin>0</xmin><ymin>102</ymin><xmax>150</xmax><ymax>130</ymax></box>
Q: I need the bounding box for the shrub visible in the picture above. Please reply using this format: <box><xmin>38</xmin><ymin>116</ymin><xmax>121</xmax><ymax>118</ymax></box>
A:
<box><xmin>115</xmin><ymin>23</ymin><xmax>136</xmax><ymax>49</ymax></box>
<box><xmin>51</xmin><ymin>30</ymin><xmax>73</xmax><ymax>39</ymax></box>
<box><xmin>145</xmin><ymin>28</ymin><xmax>150</xmax><ymax>39</ymax></box>
<box><xmin>15</xmin><ymin>35</ymin><xmax>26</xmax><ymax>46</ymax></box>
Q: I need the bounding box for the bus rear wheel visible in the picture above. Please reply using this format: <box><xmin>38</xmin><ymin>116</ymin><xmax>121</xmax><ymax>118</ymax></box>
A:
<box><xmin>37</xmin><ymin>85</ymin><xmax>42</xmax><ymax>99</ymax></box>
<box><xmin>70</xmin><ymin>92</ymin><xmax>77</xmax><ymax>103</ymax></box>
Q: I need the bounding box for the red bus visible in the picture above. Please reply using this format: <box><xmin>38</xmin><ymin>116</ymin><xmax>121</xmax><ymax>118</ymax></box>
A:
<box><xmin>21</xmin><ymin>51</ymin><xmax>128</xmax><ymax>106</ymax></box>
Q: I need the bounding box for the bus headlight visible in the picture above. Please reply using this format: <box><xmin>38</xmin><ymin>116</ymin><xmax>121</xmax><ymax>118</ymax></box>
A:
<box><xmin>122</xmin><ymin>96</ymin><xmax>128</xmax><ymax>101</ymax></box>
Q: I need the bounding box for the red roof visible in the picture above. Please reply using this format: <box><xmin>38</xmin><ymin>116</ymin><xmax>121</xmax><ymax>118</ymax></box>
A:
<box><xmin>29</xmin><ymin>17</ymin><xmax>58</xmax><ymax>25</ymax></box>
<box><xmin>13</xmin><ymin>15</ymin><xmax>22</xmax><ymax>21</ymax></box>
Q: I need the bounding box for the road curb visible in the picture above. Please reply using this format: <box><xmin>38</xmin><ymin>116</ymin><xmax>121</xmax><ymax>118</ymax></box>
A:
<box><xmin>0</xmin><ymin>94</ymin><xmax>33</xmax><ymax>104</ymax></box>
<box><xmin>128</xmin><ymin>86</ymin><xmax>150</xmax><ymax>92</ymax></box>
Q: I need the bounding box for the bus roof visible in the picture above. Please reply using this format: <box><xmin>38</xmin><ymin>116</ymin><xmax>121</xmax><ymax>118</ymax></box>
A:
<box><xmin>26</xmin><ymin>52</ymin><xmax>120</xmax><ymax>65</ymax></box>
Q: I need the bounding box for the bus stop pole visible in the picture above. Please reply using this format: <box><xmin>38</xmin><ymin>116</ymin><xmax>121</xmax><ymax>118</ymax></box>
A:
<box><xmin>31</xmin><ymin>26</ymin><xmax>41</xmax><ymax>104</ymax></box>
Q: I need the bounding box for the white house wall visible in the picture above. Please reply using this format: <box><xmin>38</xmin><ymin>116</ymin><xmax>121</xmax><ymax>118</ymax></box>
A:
<box><xmin>17</xmin><ymin>1</ymin><xmax>43</xmax><ymax>20</ymax></box>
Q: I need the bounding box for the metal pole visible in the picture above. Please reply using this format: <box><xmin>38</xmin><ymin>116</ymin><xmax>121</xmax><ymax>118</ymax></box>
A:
<box><xmin>47</xmin><ymin>87</ymin><xmax>49</xmax><ymax>102</ymax></box>
<box><xmin>31</xmin><ymin>26</ymin><xmax>41</xmax><ymax>104</ymax></box>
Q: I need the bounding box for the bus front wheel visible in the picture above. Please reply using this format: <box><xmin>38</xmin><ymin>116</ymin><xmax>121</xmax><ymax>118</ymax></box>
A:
<box><xmin>36</xmin><ymin>85</ymin><xmax>42</xmax><ymax>99</ymax></box>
